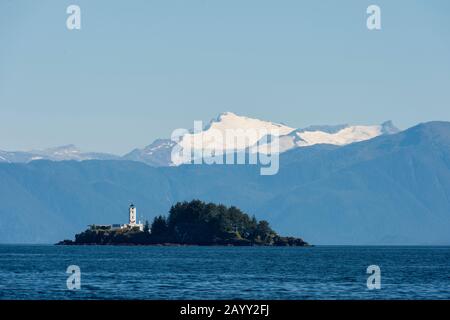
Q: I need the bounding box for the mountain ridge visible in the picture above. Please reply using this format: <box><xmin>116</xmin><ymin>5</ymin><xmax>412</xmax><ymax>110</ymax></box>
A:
<box><xmin>0</xmin><ymin>121</ymin><xmax>448</xmax><ymax>245</ymax></box>
<box><xmin>0</xmin><ymin>112</ymin><xmax>399</xmax><ymax>166</ymax></box>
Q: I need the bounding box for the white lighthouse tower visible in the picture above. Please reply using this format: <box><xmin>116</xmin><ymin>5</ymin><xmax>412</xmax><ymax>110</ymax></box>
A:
<box><xmin>127</xmin><ymin>203</ymin><xmax>144</xmax><ymax>231</ymax></box>
<box><xmin>129</xmin><ymin>204</ymin><xmax>137</xmax><ymax>225</ymax></box>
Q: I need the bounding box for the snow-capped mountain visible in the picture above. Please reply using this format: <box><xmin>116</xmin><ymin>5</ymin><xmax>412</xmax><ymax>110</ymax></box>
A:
<box><xmin>36</xmin><ymin>145</ymin><xmax>120</xmax><ymax>161</ymax></box>
<box><xmin>123</xmin><ymin>139</ymin><xmax>176</xmax><ymax>167</ymax></box>
<box><xmin>2</xmin><ymin>121</ymin><xmax>449</xmax><ymax>244</ymax></box>
<box><xmin>0</xmin><ymin>145</ymin><xmax>119</xmax><ymax>163</ymax></box>
<box><xmin>1</xmin><ymin>112</ymin><xmax>400</xmax><ymax>165</ymax></box>
<box><xmin>271</xmin><ymin>120</ymin><xmax>399</xmax><ymax>153</ymax></box>
<box><xmin>171</xmin><ymin>112</ymin><xmax>295</xmax><ymax>165</ymax></box>
<box><xmin>123</xmin><ymin>112</ymin><xmax>296</xmax><ymax>166</ymax></box>
<box><xmin>129</xmin><ymin>112</ymin><xmax>399</xmax><ymax>165</ymax></box>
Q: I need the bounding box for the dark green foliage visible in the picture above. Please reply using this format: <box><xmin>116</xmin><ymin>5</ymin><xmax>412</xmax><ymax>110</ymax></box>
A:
<box><xmin>143</xmin><ymin>220</ymin><xmax>150</xmax><ymax>233</ymax></box>
<box><xmin>165</xmin><ymin>200</ymin><xmax>278</xmax><ymax>245</ymax></box>
<box><xmin>151</xmin><ymin>215</ymin><xmax>168</xmax><ymax>236</ymax></box>
<box><xmin>61</xmin><ymin>200</ymin><xmax>309</xmax><ymax>246</ymax></box>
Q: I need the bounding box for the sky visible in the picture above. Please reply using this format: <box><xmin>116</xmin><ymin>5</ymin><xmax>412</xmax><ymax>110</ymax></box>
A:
<box><xmin>1</xmin><ymin>0</ymin><xmax>450</xmax><ymax>155</ymax></box>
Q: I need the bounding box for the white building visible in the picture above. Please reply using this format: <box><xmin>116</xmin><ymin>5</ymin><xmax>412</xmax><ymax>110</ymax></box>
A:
<box><xmin>105</xmin><ymin>203</ymin><xmax>144</xmax><ymax>231</ymax></box>
<box><xmin>127</xmin><ymin>203</ymin><xmax>144</xmax><ymax>231</ymax></box>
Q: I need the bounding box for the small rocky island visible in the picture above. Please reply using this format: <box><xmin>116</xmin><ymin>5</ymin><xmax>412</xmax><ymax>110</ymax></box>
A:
<box><xmin>58</xmin><ymin>200</ymin><xmax>309</xmax><ymax>246</ymax></box>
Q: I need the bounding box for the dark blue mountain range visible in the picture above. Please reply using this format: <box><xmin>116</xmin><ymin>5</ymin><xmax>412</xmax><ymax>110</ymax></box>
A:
<box><xmin>0</xmin><ymin>121</ymin><xmax>449</xmax><ymax>244</ymax></box>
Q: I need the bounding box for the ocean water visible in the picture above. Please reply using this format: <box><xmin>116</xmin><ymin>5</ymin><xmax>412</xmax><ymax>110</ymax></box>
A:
<box><xmin>0</xmin><ymin>245</ymin><xmax>449</xmax><ymax>300</ymax></box>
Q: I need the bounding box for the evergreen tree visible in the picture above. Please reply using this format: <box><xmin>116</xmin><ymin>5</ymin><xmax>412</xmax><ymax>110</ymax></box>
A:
<box><xmin>151</xmin><ymin>215</ymin><xmax>168</xmax><ymax>236</ymax></box>
<box><xmin>65</xmin><ymin>200</ymin><xmax>308</xmax><ymax>247</ymax></box>
<box><xmin>143</xmin><ymin>220</ymin><xmax>150</xmax><ymax>233</ymax></box>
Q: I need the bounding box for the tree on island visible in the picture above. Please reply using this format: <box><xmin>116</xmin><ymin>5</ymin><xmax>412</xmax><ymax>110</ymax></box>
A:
<box><xmin>143</xmin><ymin>220</ymin><xmax>150</xmax><ymax>234</ymax></box>
<box><xmin>59</xmin><ymin>200</ymin><xmax>309</xmax><ymax>246</ymax></box>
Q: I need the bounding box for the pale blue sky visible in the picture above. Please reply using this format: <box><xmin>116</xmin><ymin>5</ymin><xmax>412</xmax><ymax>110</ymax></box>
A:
<box><xmin>1</xmin><ymin>0</ymin><xmax>450</xmax><ymax>154</ymax></box>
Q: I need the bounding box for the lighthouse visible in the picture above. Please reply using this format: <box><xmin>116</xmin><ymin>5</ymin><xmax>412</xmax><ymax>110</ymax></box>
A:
<box><xmin>127</xmin><ymin>204</ymin><xmax>144</xmax><ymax>231</ymax></box>
<box><xmin>129</xmin><ymin>204</ymin><xmax>137</xmax><ymax>225</ymax></box>
<box><xmin>92</xmin><ymin>203</ymin><xmax>144</xmax><ymax>232</ymax></box>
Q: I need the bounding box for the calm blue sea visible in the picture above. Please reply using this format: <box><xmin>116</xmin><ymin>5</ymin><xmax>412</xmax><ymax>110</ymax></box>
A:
<box><xmin>0</xmin><ymin>245</ymin><xmax>449</xmax><ymax>300</ymax></box>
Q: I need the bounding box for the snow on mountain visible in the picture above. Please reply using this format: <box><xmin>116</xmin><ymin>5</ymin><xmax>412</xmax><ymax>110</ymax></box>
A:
<box><xmin>296</xmin><ymin>121</ymin><xmax>397</xmax><ymax>147</ymax></box>
<box><xmin>37</xmin><ymin>144</ymin><xmax>83</xmax><ymax>160</ymax></box>
<box><xmin>260</xmin><ymin>121</ymin><xmax>399</xmax><ymax>154</ymax></box>
<box><xmin>119</xmin><ymin>112</ymin><xmax>400</xmax><ymax>166</ymax></box>
<box><xmin>185</xmin><ymin>112</ymin><xmax>295</xmax><ymax>151</ymax></box>
<box><xmin>125</xmin><ymin>112</ymin><xmax>296</xmax><ymax>166</ymax></box>
<box><xmin>171</xmin><ymin>112</ymin><xmax>295</xmax><ymax>164</ymax></box>
<box><xmin>0</xmin><ymin>150</ymin><xmax>41</xmax><ymax>163</ymax></box>
<box><xmin>1</xmin><ymin>113</ymin><xmax>400</xmax><ymax>166</ymax></box>
<box><xmin>1</xmin><ymin>121</ymin><xmax>448</xmax><ymax>244</ymax></box>
<box><xmin>205</xmin><ymin>112</ymin><xmax>294</xmax><ymax>135</ymax></box>
<box><xmin>123</xmin><ymin>139</ymin><xmax>176</xmax><ymax>167</ymax></box>
<box><xmin>0</xmin><ymin>145</ymin><xmax>119</xmax><ymax>163</ymax></box>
